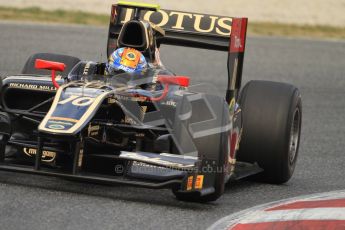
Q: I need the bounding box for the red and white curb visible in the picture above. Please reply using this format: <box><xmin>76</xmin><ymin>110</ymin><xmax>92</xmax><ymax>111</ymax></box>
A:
<box><xmin>208</xmin><ymin>190</ymin><xmax>345</xmax><ymax>230</ymax></box>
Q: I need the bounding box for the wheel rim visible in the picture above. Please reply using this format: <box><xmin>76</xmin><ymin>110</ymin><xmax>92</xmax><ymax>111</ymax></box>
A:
<box><xmin>289</xmin><ymin>108</ymin><xmax>301</xmax><ymax>165</ymax></box>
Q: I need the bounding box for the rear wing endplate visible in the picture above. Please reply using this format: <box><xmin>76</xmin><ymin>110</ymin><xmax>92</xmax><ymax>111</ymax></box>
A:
<box><xmin>107</xmin><ymin>3</ymin><xmax>248</xmax><ymax>103</ymax></box>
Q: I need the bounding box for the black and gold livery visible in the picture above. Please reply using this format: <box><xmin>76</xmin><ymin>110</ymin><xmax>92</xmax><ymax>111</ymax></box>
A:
<box><xmin>0</xmin><ymin>2</ymin><xmax>302</xmax><ymax>202</ymax></box>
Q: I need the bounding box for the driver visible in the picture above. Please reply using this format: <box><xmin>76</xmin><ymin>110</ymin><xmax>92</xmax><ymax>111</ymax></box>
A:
<box><xmin>106</xmin><ymin>47</ymin><xmax>148</xmax><ymax>75</ymax></box>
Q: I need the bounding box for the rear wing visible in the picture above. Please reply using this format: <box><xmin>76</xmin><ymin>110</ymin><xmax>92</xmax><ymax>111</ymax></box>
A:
<box><xmin>107</xmin><ymin>3</ymin><xmax>248</xmax><ymax>103</ymax></box>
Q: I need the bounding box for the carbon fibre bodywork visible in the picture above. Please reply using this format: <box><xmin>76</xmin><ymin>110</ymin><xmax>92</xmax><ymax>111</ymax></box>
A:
<box><xmin>0</xmin><ymin>2</ymin><xmax>263</xmax><ymax>201</ymax></box>
<box><xmin>0</xmin><ymin>70</ymin><xmax>245</xmax><ymax>196</ymax></box>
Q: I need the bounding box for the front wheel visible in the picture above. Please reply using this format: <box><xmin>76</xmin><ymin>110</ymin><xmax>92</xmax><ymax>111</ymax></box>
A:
<box><xmin>237</xmin><ymin>80</ymin><xmax>302</xmax><ymax>184</ymax></box>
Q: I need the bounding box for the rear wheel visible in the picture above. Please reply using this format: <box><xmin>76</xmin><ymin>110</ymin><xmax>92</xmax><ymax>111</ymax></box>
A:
<box><xmin>238</xmin><ymin>80</ymin><xmax>302</xmax><ymax>184</ymax></box>
<box><xmin>22</xmin><ymin>53</ymin><xmax>80</xmax><ymax>77</ymax></box>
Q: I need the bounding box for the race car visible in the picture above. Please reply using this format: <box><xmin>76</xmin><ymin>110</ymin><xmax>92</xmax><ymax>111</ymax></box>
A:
<box><xmin>0</xmin><ymin>1</ymin><xmax>302</xmax><ymax>202</ymax></box>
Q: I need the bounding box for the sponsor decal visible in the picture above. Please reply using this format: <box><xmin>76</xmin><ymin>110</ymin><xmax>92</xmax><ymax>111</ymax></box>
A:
<box><xmin>195</xmin><ymin>175</ymin><xmax>204</xmax><ymax>190</ymax></box>
<box><xmin>114</xmin><ymin>164</ymin><xmax>125</xmax><ymax>174</ymax></box>
<box><xmin>229</xmin><ymin>18</ymin><xmax>247</xmax><ymax>53</ymax></box>
<box><xmin>116</xmin><ymin>94</ymin><xmax>147</xmax><ymax>102</ymax></box>
<box><xmin>130</xmin><ymin>161</ymin><xmax>178</xmax><ymax>175</ymax></box>
<box><xmin>58</xmin><ymin>95</ymin><xmax>95</xmax><ymax>107</ymax></box>
<box><xmin>120</xmin><ymin>152</ymin><xmax>195</xmax><ymax>169</ymax></box>
<box><xmin>48</xmin><ymin>124</ymin><xmax>65</xmax><ymax>130</ymax></box>
<box><xmin>88</xmin><ymin>125</ymin><xmax>100</xmax><ymax>137</ymax></box>
<box><xmin>115</xmin><ymin>7</ymin><xmax>233</xmax><ymax>37</ymax></box>
<box><xmin>8</xmin><ymin>83</ymin><xmax>56</xmax><ymax>92</ymax></box>
<box><xmin>161</xmin><ymin>100</ymin><xmax>177</xmax><ymax>107</ymax></box>
<box><xmin>47</xmin><ymin>117</ymin><xmax>76</xmax><ymax>130</ymax></box>
<box><xmin>187</xmin><ymin>176</ymin><xmax>193</xmax><ymax>191</ymax></box>
<box><xmin>23</xmin><ymin>148</ymin><xmax>56</xmax><ymax>163</ymax></box>
<box><xmin>78</xmin><ymin>149</ymin><xmax>84</xmax><ymax>167</ymax></box>
<box><xmin>121</xmin><ymin>116</ymin><xmax>138</xmax><ymax>125</ymax></box>
<box><xmin>46</xmin><ymin>119</ymin><xmax>76</xmax><ymax>131</ymax></box>
<box><xmin>135</xmin><ymin>133</ymin><xmax>145</xmax><ymax>138</ymax></box>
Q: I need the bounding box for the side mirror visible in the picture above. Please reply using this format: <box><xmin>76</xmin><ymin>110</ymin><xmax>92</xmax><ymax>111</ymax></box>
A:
<box><xmin>35</xmin><ymin>59</ymin><xmax>66</xmax><ymax>89</ymax></box>
<box><xmin>35</xmin><ymin>59</ymin><xmax>66</xmax><ymax>72</ymax></box>
<box><xmin>157</xmin><ymin>76</ymin><xmax>190</xmax><ymax>87</ymax></box>
<box><xmin>148</xmin><ymin>76</ymin><xmax>190</xmax><ymax>102</ymax></box>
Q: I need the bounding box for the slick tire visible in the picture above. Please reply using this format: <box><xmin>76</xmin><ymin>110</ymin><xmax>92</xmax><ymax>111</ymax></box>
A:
<box><xmin>22</xmin><ymin>53</ymin><xmax>80</xmax><ymax>77</ymax></box>
<box><xmin>238</xmin><ymin>80</ymin><xmax>302</xmax><ymax>184</ymax></box>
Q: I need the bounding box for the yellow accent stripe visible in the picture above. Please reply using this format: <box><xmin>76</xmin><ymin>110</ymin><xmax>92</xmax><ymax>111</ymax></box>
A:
<box><xmin>117</xmin><ymin>1</ymin><xmax>160</xmax><ymax>11</ymax></box>
<box><xmin>50</xmin><ymin>117</ymin><xmax>79</xmax><ymax>123</ymax></box>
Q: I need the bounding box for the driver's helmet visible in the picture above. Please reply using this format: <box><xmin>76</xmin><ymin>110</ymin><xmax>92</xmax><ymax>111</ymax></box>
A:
<box><xmin>106</xmin><ymin>47</ymin><xmax>147</xmax><ymax>75</ymax></box>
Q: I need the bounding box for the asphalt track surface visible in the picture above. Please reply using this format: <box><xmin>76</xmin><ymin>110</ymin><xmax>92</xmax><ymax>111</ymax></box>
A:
<box><xmin>0</xmin><ymin>22</ymin><xmax>345</xmax><ymax>230</ymax></box>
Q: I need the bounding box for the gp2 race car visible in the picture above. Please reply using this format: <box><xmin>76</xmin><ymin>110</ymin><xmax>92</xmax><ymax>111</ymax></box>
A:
<box><xmin>0</xmin><ymin>2</ymin><xmax>302</xmax><ymax>202</ymax></box>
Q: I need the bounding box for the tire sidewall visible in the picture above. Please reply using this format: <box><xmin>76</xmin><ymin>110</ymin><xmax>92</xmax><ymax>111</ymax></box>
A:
<box><xmin>238</xmin><ymin>81</ymin><xmax>302</xmax><ymax>183</ymax></box>
<box><xmin>283</xmin><ymin>90</ymin><xmax>302</xmax><ymax>180</ymax></box>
